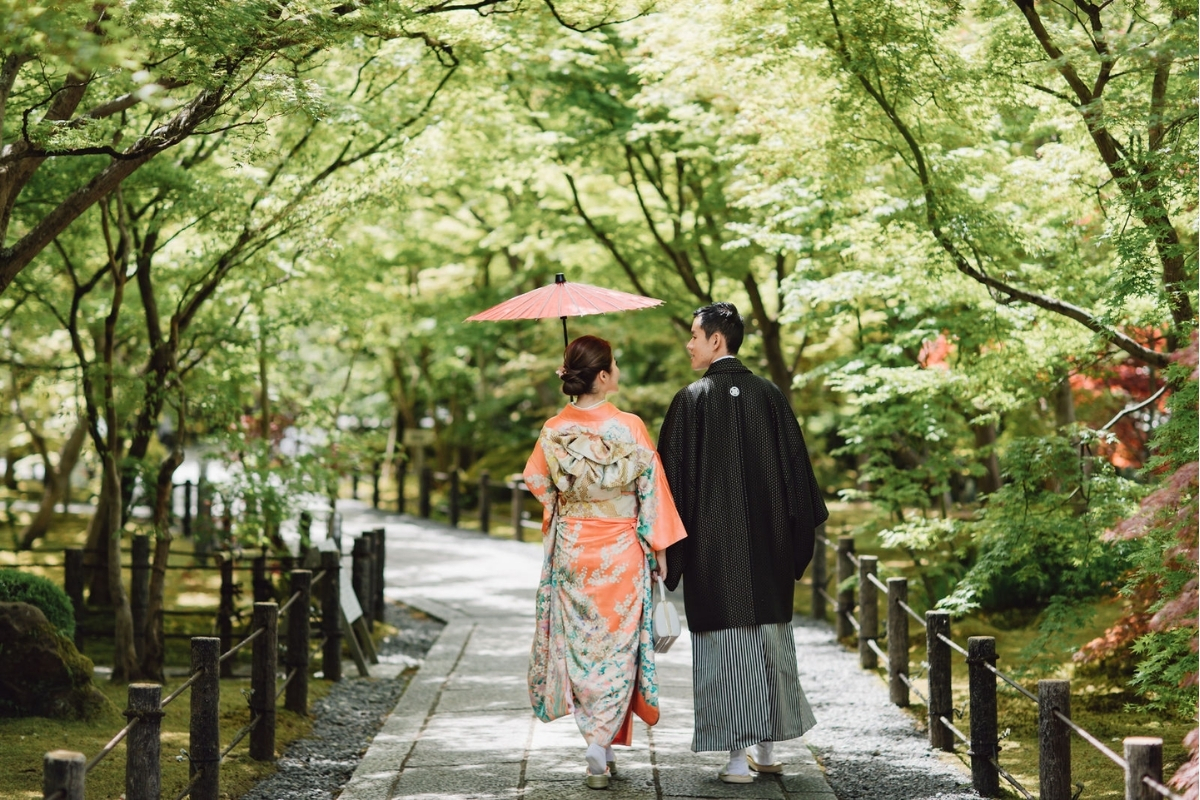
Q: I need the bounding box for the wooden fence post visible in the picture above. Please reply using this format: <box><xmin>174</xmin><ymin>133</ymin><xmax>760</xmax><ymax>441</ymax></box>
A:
<box><xmin>811</xmin><ymin>524</ymin><xmax>826</xmax><ymax>621</ymax></box>
<box><xmin>444</xmin><ymin>472</ymin><xmax>456</xmax><ymax>527</ymax></box>
<box><xmin>352</xmin><ymin>536</ymin><xmax>373</xmax><ymax>630</ymax></box>
<box><xmin>836</xmin><ymin>537</ymin><xmax>855</xmax><ymax>640</ymax></box>
<box><xmin>372</xmin><ymin>461</ymin><xmax>381</xmax><ymax>509</ymax></box>
<box><xmin>859</xmin><ymin>555</ymin><xmax>878</xmax><ymax>669</ymax></box>
<box><xmin>250</xmin><ymin>602</ymin><xmax>278</xmax><ymax>761</ymax></box>
<box><xmin>64</xmin><ymin>548</ymin><xmax>84</xmax><ymax>649</ymax></box>
<box><xmin>479</xmin><ymin>471</ymin><xmax>491</xmax><ymax>534</ymax></box>
<box><xmin>131</xmin><ymin>535</ymin><xmax>151</xmax><ymax>661</ymax></box>
<box><xmin>926</xmin><ymin>610</ymin><xmax>954</xmax><ymax>752</ymax></box>
<box><xmin>218</xmin><ymin>556</ymin><xmax>234</xmax><ymax>678</ymax></box>
<box><xmin>419</xmin><ymin>467</ymin><xmax>432</xmax><ymax>518</ymax></box>
<box><xmin>510</xmin><ymin>480</ymin><xmax>524</xmax><ymax>542</ymax></box>
<box><xmin>183</xmin><ymin>480</ymin><xmax>193</xmax><ymax>537</ymax></box>
<box><xmin>968</xmin><ymin>636</ymin><xmax>1000</xmax><ymax>797</ymax></box>
<box><xmin>320</xmin><ymin>550</ymin><xmax>342</xmax><ymax>682</ymax></box>
<box><xmin>371</xmin><ymin>528</ymin><xmax>385</xmax><ymax>624</ymax></box>
<box><xmin>396</xmin><ymin>460</ymin><xmax>406</xmax><ymax>514</ymax></box>
<box><xmin>252</xmin><ymin>555</ymin><xmax>272</xmax><ymax>603</ymax></box>
<box><xmin>1124</xmin><ymin>737</ymin><xmax>1163</xmax><ymax>800</ymax></box>
<box><xmin>43</xmin><ymin>750</ymin><xmax>85</xmax><ymax>800</ymax></box>
<box><xmin>285</xmin><ymin>570</ymin><xmax>311</xmax><ymax>715</ymax></box>
<box><xmin>190</xmin><ymin>637</ymin><xmax>221</xmax><ymax>800</ymax></box>
<box><xmin>887</xmin><ymin>577</ymin><xmax>909</xmax><ymax>706</ymax></box>
<box><xmin>125</xmin><ymin>683</ymin><xmax>164</xmax><ymax>800</ymax></box>
<box><xmin>1038</xmin><ymin>679</ymin><xmax>1071</xmax><ymax>800</ymax></box>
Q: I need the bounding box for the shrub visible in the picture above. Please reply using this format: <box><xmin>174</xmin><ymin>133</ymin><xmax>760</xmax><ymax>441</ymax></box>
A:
<box><xmin>0</xmin><ymin>569</ymin><xmax>75</xmax><ymax>640</ymax></box>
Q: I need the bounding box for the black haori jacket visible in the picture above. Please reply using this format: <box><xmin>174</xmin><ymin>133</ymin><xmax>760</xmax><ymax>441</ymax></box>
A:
<box><xmin>658</xmin><ymin>358</ymin><xmax>828</xmax><ymax>633</ymax></box>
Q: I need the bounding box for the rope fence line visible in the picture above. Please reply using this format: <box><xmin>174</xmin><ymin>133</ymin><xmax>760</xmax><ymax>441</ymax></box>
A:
<box><xmin>983</xmin><ymin>662</ymin><xmax>1039</xmax><ymax>703</ymax></box>
<box><xmin>171</xmin><ymin>767</ymin><xmax>204</xmax><ymax>800</ymax></box>
<box><xmin>898</xmin><ymin>672</ymin><xmax>929</xmax><ymax>706</ymax></box>
<box><xmin>278</xmin><ymin>589</ymin><xmax>303</xmax><ymax>617</ymax></box>
<box><xmin>83</xmin><ymin>717</ymin><xmax>141</xmax><ymax>773</ymax></box>
<box><xmin>1143</xmin><ymin>775</ymin><xmax>1185</xmax><ymax>800</ymax></box>
<box><xmin>935</xmin><ymin>631</ymin><xmax>969</xmax><ymax>658</ymax></box>
<box><xmin>220</xmin><ymin>713</ymin><xmax>264</xmax><ymax>761</ymax></box>
<box><xmin>811</xmin><ymin>528</ymin><xmax>1183</xmax><ymax>800</ymax></box>
<box><xmin>1054</xmin><ymin>710</ymin><xmax>1126</xmax><ymax>770</ymax></box>
<box><xmin>276</xmin><ymin>668</ymin><xmax>298</xmax><ymax>700</ymax></box>
<box><xmin>988</xmin><ymin>755</ymin><xmax>1036</xmax><ymax>800</ymax></box>
<box><xmin>217</xmin><ymin>626</ymin><xmax>263</xmax><ymax>665</ymax></box>
<box><xmin>162</xmin><ymin>670</ymin><xmax>204</xmax><ymax>708</ymax></box>
<box><xmin>897</xmin><ymin>599</ymin><xmax>927</xmax><ymax>627</ymax></box>
<box><xmin>939</xmin><ymin>715</ymin><xmax>970</xmax><ymax>746</ymax></box>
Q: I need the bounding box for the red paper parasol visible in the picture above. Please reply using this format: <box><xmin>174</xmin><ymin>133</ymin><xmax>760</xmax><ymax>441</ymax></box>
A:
<box><xmin>466</xmin><ymin>273</ymin><xmax>662</xmax><ymax>345</ymax></box>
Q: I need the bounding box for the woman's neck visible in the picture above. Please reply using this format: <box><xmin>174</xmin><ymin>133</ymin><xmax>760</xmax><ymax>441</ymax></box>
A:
<box><xmin>573</xmin><ymin>394</ymin><xmax>606</xmax><ymax>410</ymax></box>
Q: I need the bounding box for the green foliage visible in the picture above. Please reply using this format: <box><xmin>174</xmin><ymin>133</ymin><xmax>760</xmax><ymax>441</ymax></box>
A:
<box><xmin>1130</xmin><ymin>627</ymin><xmax>1198</xmax><ymax>718</ymax></box>
<box><xmin>0</xmin><ymin>570</ymin><xmax>76</xmax><ymax>640</ymax></box>
<box><xmin>939</xmin><ymin>430</ymin><xmax>1142</xmax><ymax>615</ymax></box>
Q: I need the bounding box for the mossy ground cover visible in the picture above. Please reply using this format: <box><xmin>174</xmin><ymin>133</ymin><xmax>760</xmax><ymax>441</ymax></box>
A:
<box><xmin>796</xmin><ymin>502</ymin><xmax>1192</xmax><ymax>798</ymax></box>
<box><xmin>0</xmin><ymin>505</ymin><xmax>390</xmax><ymax>798</ymax></box>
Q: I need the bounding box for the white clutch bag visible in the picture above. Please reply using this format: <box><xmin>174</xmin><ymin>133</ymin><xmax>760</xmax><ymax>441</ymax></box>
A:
<box><xmin>652</xmin><ymin>575</ymin><xmax>682</xmax><ymax>653</ymax></box>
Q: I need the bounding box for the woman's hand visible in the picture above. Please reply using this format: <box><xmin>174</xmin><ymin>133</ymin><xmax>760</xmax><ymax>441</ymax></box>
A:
<box><xmin>653</xmin><ymin>550</ymin><xmax>667</xmax><ymax>581</ymax></box>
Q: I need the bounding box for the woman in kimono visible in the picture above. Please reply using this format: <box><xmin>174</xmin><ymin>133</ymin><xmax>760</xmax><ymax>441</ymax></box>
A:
<box><xmin>525</xmin><ymin>335</ymin><xmax>688</xmax><ymax>790</ymax></box>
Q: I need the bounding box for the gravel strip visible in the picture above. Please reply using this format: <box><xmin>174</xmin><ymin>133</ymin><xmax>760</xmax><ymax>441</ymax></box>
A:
<box><xmin>794</xmin><ymin>616</ymin><xmax>977</xmax><ymax>800</ymax></box>
<box><xmin>240</xmin><ymin>602</ymin><xmax>444</xmax><ymax>800</ymax></box>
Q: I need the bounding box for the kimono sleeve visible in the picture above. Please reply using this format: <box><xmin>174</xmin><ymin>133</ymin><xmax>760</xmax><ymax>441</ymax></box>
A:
<box><xmin>522</xmin><ymin>433</ymin><xmax>556</xmax><ymax>535</ymax></box>
<box><xmin>631</xmin><ymin>417</ymin><xmax>688</xmax><ymax>553</ymax></box>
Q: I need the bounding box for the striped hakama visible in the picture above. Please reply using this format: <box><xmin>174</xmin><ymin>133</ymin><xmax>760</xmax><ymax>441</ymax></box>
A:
<box><xmin>690</xmin><ymin>622</ymin><xmax>817</xmax><ymax>752</ymax></box>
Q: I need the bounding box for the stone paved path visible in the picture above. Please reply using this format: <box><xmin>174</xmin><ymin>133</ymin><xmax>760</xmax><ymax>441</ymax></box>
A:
<box><xmin>333</xmin><ymin>506</ymin><xmax>840</xmax><ymax>800</ymax></box>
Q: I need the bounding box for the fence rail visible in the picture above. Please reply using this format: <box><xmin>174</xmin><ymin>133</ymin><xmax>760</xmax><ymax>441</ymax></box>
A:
<box><xmin>410</xmin><ymin>467</ymin><xmax>542</xmax><ymax>542</ymax></box>
<box><xmin>808</xmin><ymin>530</ymin><xmax>1183</xmax><ymax>800</ymax></box>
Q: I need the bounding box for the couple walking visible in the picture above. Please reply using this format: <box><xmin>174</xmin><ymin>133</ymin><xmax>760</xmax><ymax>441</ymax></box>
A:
<box><xmin>523</xmin><ymin>302</ymin><xmax>829</xmax><ymax>789</ymax></box>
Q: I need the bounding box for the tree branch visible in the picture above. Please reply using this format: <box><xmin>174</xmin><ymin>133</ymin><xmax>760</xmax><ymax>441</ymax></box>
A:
<box><xmin>827</xmin><ymin>0</ymin><xmax>1172</xmax><ymax>368</ymax></box>
<box><xmin>563</xmin><ymin>172</ymin><xmax>656</xmax><ymax>299</ymax></box>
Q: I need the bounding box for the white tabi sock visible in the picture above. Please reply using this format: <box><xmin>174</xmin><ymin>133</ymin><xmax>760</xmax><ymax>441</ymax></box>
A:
<box><xmin>751</xmin><ymin>741</ymin><xmax>774</xmax><ymax>764</ymax></box>
<box><xmin>585</xmin><ymin>743</ymin><xmax>607</xmax><ymax>775</ymax></box>
<box><xmin>725</xmin><ymin>747</ymin><xmax>751</xmax><ymax>776</ymax></box>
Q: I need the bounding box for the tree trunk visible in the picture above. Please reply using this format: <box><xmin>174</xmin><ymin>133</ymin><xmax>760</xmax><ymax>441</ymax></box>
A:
<box><xmin>742</xmin><ymin>272</ymin><xmax>794</xmax><ymax>406</ymax></box>
<box><xmin>1054</xmin><ymin>378</ymin><xmax>1076</xmax><ymax>428</ymax></box>
<box><xmin>19</xmin><ymin>421</ymin><xmax>86</xmax><ymax>549</ymax></box>
<box><xmin>100</xmin><ymin>455</ymin><xmax>141</xmax><ymax>682</ymax></box>
<box><xmin>83</xmin><ymin>490</ymin><xmax>113</xmax><ymax>606</ymax></box>
<box><xmin>973</xmin><ymin>422</ymin><xmax>1003</xmax><ymax>495</ymax></box>
<box><xmin>140</xmin><ymin>447</ymin><xmax>184</xmax><ymax>680</ymax></box>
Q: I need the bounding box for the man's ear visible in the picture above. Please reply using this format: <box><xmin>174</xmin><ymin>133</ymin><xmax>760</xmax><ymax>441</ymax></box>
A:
<box><xmin>711</xmin><ymin>331</ymin><xmax>726</xmax><ymax>355</ymax></box>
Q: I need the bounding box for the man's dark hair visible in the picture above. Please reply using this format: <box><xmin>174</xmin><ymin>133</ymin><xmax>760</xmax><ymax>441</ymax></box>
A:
<box><xmin>693</xmin><ymin>302</ymin><xmax>744</xmax><ymax>355</ymax></box>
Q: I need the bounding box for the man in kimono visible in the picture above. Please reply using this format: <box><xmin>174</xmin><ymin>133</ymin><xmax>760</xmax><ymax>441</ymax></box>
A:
<box><xmin>658</xmin><ymin>301</ymin><xmax>829</xmax><ymax>784</ymax></box>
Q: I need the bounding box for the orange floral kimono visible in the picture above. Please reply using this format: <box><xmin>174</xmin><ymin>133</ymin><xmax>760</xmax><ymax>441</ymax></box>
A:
<box><xmin>524</xmin><ymin>401</ymin><xmax>687</xmax><ymax>747</ymax></box>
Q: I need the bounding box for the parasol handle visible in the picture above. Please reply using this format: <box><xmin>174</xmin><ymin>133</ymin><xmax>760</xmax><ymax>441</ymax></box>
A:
<box><xmin>561</xmin><ymin>316</ymin><xmax>568</xmax><ymax>347</ymax></box>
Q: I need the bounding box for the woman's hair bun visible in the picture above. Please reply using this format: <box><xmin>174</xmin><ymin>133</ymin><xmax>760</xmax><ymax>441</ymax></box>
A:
<box><xmin>560</xmin><ymin>367</ymin><xmax>590</xmax><ymax>396</ymax></box>
<box><xmin>559</xmin><ymin>335</ymin><xmax>613</xmax><ymax>397</ymax></box>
